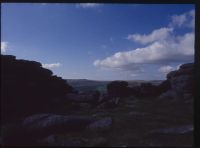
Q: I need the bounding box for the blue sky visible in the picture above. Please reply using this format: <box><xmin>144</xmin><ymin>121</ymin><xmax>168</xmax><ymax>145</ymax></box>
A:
<box><xmin>1</xmin><ymin>3</ymin><xmax>195</xmax><ymax>80</ymax></box>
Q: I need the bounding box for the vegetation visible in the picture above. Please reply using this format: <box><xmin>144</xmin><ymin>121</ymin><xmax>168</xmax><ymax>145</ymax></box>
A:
<box><xmin>107</xmin><ymin>81</ymin><xmax>130</xmax><ymax>98</ymax></box>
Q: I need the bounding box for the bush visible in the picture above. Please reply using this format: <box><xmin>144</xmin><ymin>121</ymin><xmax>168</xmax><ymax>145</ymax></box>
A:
<box><xmin>107</xmin><ymin>81</ymin><xmax>129</xmax><ymax>98</ymax></box>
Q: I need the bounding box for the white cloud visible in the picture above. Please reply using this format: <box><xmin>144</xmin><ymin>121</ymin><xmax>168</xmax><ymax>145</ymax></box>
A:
<box><xmin>127</xmin><ymin>9</ymin><xmax>195</xmax><ymax>45</ymax></box>
<box><xmin>176</xmin><ymin>64</ymin><xmax>182</xmax><ymax>70</ymax></box>
<box><xmin>130</xmin><ymin>73</ymin><xmax>139</xmax><ymax>77</ymax></box>
<box><xmin>127</xmin><ymin>27</ymin><xmax>173</xmax><ymax>44</ymax></box>
<box><xmin>169</xmin><ymin>9</ymin><xmax>195</xmax><ymax>28</ymax></box>
<box><xmin>94</xmin><ymin>32</ymin><xmax>194</xmax><ymax>69</ymax></box>
<box><xmin>41</xmin><ymin>3</ymin><xmax>47</xmax><ymax>6</ymax></box>
<box><xmin>42</xmin><ymin>63</ymin><xmax>61</xmax><ymax>69</ymax></box>
<box><xmin>94</xmin><ymin>9</ymin><xmax>194</xmax><ymax>73</ymax></box>
<box><xmin>1</xmin><ymin>41</ymin><xmax>9</xmax><ymax>53</ymax></box>
<box><xmin>78</xmin><ymin>3</ymin><xmax>101</xmax><ymax>8</ymax></box>
<box><xmin>158</xmin><ymin>65</ymin><xmax>175</xmax><ymax>74</ymax></box>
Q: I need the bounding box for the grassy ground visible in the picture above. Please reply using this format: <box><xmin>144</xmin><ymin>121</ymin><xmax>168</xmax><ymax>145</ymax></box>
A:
<box><xmin>55</xmin><ymin>96</ymin><xmax>193</xmax><ymax>147</ymax></box>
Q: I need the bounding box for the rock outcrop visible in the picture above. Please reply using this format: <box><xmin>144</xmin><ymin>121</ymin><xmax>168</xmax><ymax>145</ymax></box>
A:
<box><xmin>150</xmin><ymin>124</ymin><xmax>193</xmax><ymax>134</ymax></box>
<box><xmin>1</xmin><ymin>55</ymin><xmax>73</xmax><ymax>123</ymax></box>
<box><xmin>159</xmin><ymin>63</ymin><xmax>194</xmax><ymax>101</ymax></box>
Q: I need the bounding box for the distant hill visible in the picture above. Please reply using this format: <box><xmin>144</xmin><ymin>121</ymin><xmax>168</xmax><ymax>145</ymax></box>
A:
<box><xmin>65</xmin><ymin>79</ymin><xmax>110</xmax><ymax>92</ymax></box>
<box><xmin>65</xmin><ymin>79</ymin><xmax>164</xmax><ymax>93</ymax></box>
<box><xmin>66</xmin><ymin>79</ymin><xmax>110</xmax><ymax>87</ymax></box>
<box><xmin>128</xmin><ymin>80</ymin><xmax>164</xmax><ymax>87</ymax></box>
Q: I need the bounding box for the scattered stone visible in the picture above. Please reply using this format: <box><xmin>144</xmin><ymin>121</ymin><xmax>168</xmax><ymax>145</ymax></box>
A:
<box><xmin>41</xmin><ymin>135</ymin><xmax>82</xmax><ymax>146</ymax></box>
<box><xmin>150</xmin><ymin>124</ymin><xmax>193</xmax><ymax>134</ymax></box>
<box><xmin>96</xmin><ymin>99</ymin><xmax>117</xmax><ymax>109</ymax></box>
<box><xmin>114</xmin><ymin>97</ymin><xmax>120</xmax><ymax>105</ymax></box>
<box><xmin>79</xmin><ymin>103</ymin><xmax>91</xmax><ymax>109</ymax></box>
<box><xmin>88</xmin><ymin>137</ymin><xmax>107</xmax><ymax>146</ymax></box>
<box><xmin>23</xmin><ymin>114</ymin><xmax>95</xmax><ymax>135</ymax></box>
<box><xmin>42</xmin><ymin>134</ymin><xmax>57</xmax><ymax>144</ymax></box>
<box><xmin>87</xmin><ymin>117</ymin><xmax>113</xmax><ymax>132</ymax></box>
<box><xmin>158</xmin><ymin>90</ymin><xmax>179</xmax><ymax>100</ymax></box>
<box><xmin>128</xmin><ymin>111</ymin><xmax>147</xmax><ymax>116</ymax></box>
<box><xmin>125</xmin><ymin>104</ymin><xmax>136</xmax><ymax>108</ymax></box>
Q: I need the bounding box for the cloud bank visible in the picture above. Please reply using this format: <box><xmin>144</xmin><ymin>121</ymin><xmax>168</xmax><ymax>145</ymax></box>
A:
<box><xmin>127</xmin><ymin>27</ymin><xmax>173</xmax><ymax>45</ymax></box>
<box><xmin>158</xmin><ymin>65</ymin><xmax>175</xmax><ymax>74</ymax></box>
<box><xmin>1</xmin><ymin>41</ymin><xmax>9</xmax><ymax>53</ymax></box>
<box><xmin>94</xmin><ymin>32</ymin><xmax>194</xmax><ymax>69</ymax></box>
<box><xmin>42</xmin><ymin>63</ymin><xmax>61</xmax><ymax>69</ymax></box>
<box><xmin>78</xmin><ymin>3</ymin><xmax>101</xmax><ymax>8</ymax></box>
<box><xmin>94</xmin><ymin>9</ymin><xmax>195</xmax><ymax>76</ymax></box>
<box><xmin>169</xmin><ymin>9</ymin><xmax>195</xmax><ymax>28</ymax></box>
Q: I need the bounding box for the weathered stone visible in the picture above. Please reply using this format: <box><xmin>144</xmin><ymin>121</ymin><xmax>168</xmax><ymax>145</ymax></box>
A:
<box><xmin>66</xmin><ymin>93</ymin><xmax>97</xmax><ymax>103</ymax></box>
<box><xmin>41</xmin><ymin>135</ymin><xmax>82</xmax><ymax>147</ymax></box>
<box><xmin>79</xmin><ymin>103</ymin><xmax>91</xmax><ymax>108</ymax></box>
<box><xmin>88</xmin><ymin>137</ymin><xmax>107</xmax><ymax>146</ymax></box>
<box><xmin>42</xmin><ymin>135</ymin><xmax>57</xmax><ymax>144</ymax></box>
<box><xmin>1</xmin><ymin>54</ymin><xmax>73</xmax><ymax>123</ymax></box>
<box><xmin>159</xmin><ymin>62</ymin><xmax>194</xmax><ymax>100</ymax></box>
<box><xmin>23</xmin><ymin>114</ymin><xmax>95</xmax><ymax>135</ymax></box>
<box><xmin>179</xmin><ymin>63</ymin><xmax>194</xmax><ymax>69</ymax></box>
<box><xmin>170</xmin><ymin>75</ymin><xmax>194</xmax><ymax>94</ymax></box>
<box><xmin>87</xmin><ymin>117</ymin><xmax>113</xmax><ymax>132</ymax></box>
<box><xmin>128</xmin><ymin>111</ymin><xmax>147</xmax><ymax>116</ymax></box>
<box><xmin>140</xmin><ymin>83</ymin><xmax>159</xmax><ymax>97</ymax></box>
<box><xmin>183</xmin><ymin>93</ymin><xmax>193</xmax><ymax>100</ymax></box>
<box><xmin>150</xmin><ymin>124</ymin><xmax>193</xmax><ymax>134</ymax></box>
<box><xmin>159</xmin><ymin>90</ymin><xmax>179</xmax><ymax>100</ymax></box>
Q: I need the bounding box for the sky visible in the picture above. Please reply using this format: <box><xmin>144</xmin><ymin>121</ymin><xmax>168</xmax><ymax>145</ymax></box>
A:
<box><xmin>1</xmin><ymin>3</ymin><xmax>195</xmax><ymax>80</ymax></box>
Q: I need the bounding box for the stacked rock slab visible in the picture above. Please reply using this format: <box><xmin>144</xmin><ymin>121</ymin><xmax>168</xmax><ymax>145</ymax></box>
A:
<box><xmin>159</xmin><ymin>63</ymin><xmax>194</xmax><ymax>100</ymax></box>
<box><xmin>1</xmin><ymin>55</ymin><xmax>73</xmax><ymax>123</ymax></box>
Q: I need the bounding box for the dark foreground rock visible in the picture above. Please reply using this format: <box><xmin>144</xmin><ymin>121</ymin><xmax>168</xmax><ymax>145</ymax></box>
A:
<box><xmin>150</xmin><ymin>124</ymin><xmax>193</xmax><ymax>134</ymax></box>
<box><xmin>66</xmin><ymin>92</ymin><xmax>98</xmax><ymax>103</ymax></box>
<box><xmin>40</xmin><ymin>135</ymin><xmax>83</xmax><ymax>147</ymax></box>
<box><xmin>2</xmin><ymin>113</ymin><xmax>113</xmax><ymax>146</ymax></box>
<box><xmin>87</xmin><ymin>117</ymin><xmax>113</xmax><ymax>132</ymax></box>
<box><xmin>22</xmin><ymin>114</ymin><xmax>95</xmax><ymax>134</ymax></box>
<box><xmin>1</xmin><ymin>55</ymin><xmax>73</xmax><ymax>123</ymax></box>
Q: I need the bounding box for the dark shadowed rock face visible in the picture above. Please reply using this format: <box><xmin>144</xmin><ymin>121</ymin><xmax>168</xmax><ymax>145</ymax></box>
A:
<box><xmin>40</xmin><ymin>135</ymin><xmax>83</xmax><ymax>147</ymax></box>
<box><xmin>107</xmin><ymin>81</ymin><xmax>129</xmax><ymax>98</ymax></box>
<box><xmin>140</xmin><ymin>83</ymin><xmax>158</xmax><ymax>97</ymax></box>
<box><xmin>87</xmin><ymin>117</ymin><xmax>113</xmax><ymax>132</ymax></box>
<box><xmin>2</xmin><ymin>114</ymin><xmax>112</xmax><ymax>146</ymax></box>
<box><xmin>156</xmin><ymin>80</ymin><xmax>171</xmax><ymax>94</ymax></box>
<box><xmin>1</xmin><ymin>55</ymin><xmax>73</xmax><ymax>123</ymax></box>
<box><xmin>2</xmin><ymin>114</ymin><xmax>96</xmax><ymax>146</ymax></box>
<box><xmin>22</xmin><ymin>114</ymin><xmax>95</xmax><ymax>134</ymax></box>
<box><xmin>65</xmin><ymin>91</ymin><xmax>100</xmax><ymax>103</ymax></box>
<box><xmin>159</xmin><ymin>63</ymin><xmax>194</xmax><ymax>100</ymax></box>
<box><xmin>150</xmin><ymin>124</ymin><xmax>193</xmax><ymax>134</ymax></box>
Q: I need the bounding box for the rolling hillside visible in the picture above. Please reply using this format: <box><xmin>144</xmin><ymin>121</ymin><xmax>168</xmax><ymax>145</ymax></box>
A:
<box><xmin>65</xmin><ymin>79</ymin><xmax>164</xmax><ymax>93</ymax></box>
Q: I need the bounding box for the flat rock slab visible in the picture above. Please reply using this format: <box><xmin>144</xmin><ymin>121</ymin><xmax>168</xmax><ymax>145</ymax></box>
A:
<box><xmin>23</xmin><ymin>114</ymin><xmax>95</xmax><ymax>135</ymax></box>
<box><xmin>150</xmin><ymin>124</ymin><xmax>193</xmax><ymax>134</ymax></box>
<box><xmin>87</xmin><ymin>117</ymin><xmax>113</xmax><ymax>132</ymax></box>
